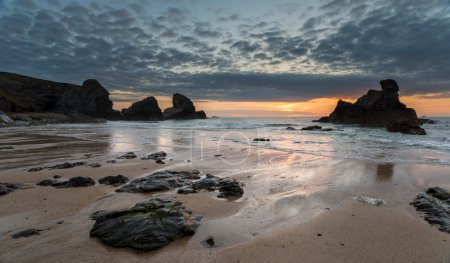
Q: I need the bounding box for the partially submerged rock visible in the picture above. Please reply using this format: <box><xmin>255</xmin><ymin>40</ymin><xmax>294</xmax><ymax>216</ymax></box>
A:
<box><xmin>387</xmin><ymin>121</ymin><xmax>426</xmax><ymax>135</ymax></box>
<box><xmin>38</xmin><ymin>176</ymin><xmax>95</xmax><ymax>188</ymax></box>
<box><xmin>253</xmin><ymin>138</ymin><xmax>270</xmax><ymax>142</ymax></box>
<box><xmin>301</xmin><ymin>125</ymin><xmax>334</xmax><ymax>131</ymax></box>
<box><xmin>0</xmin><ymin>183</ymin><xmax>25</xmax><ymax>196</ymax></box>
<box><xmin>117</xmin><ymin>170</ymin><xmax>244</xmax><ymax>199</ymax></box>
<box><xmin>117</xmin><ymin>170</ymin><xmax>201</xmax><ymax>193</ymax></box>
<box><xmin>28</xmin><ymin>161</ymin><xmax>86</xmax><ymax>172</ymax></box>
<box><xmin>11</xmin><ymin>228</ymin><xmax>41</xmax><ymax>239</ymax></box>
<box><xmin>142</xmin><ymin>151</ymin><xmax>167</xmax><ymax>161</ymax></box>
<box><xmin>411</xmin><ymin>187</ymin><xmax>450</xmax><ymax>233</ymax></box>
<box><xmin>90</xmin><ymin>198</ymin><xmax>202</xmax><ymax>251</ymax></box>
<box><xmin>99</xmin><ymin>175</ymin><xmax>129</xmax><ymax>187</ymax></box>
<box><xmin>117</xmin><ymin>152</ymin><xmax>137</xmax><ymax>159</ymax></box>
<box><xmin>178</xmin><ymin>174</ymin><xmax>244</xmax><ymax>199</ymax></box>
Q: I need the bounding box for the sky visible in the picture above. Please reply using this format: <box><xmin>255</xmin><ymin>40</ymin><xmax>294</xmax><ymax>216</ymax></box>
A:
<box><xmin>1</xmin><ymin>0</ymin><xmax>450</xmax><ymax>117</ymax></box>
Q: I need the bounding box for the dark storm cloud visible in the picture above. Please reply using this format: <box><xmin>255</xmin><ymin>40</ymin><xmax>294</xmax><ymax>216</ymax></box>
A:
<box><xmin>311</xmin><ymin>0</ymin><xmax>450</xmax><ymax>84</ymax></box>
<box><xmin>0</xmin><ymin>0</ymin><xmax>449</xmax><ymax>103</ymax></box>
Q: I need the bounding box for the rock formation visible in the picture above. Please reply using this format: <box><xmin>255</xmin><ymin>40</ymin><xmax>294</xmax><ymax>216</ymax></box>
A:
<box><xmin>0</xmin><ymin>72</ymin><xmax>207</xmax><ymax>125</ymax></box>
<box><xmin>317</xmin><ymin>79</ymin><xmax>426</xmax><ymax>135</ymax></box>
<box><xmin>121</xmin><ymin>96</ymin><xmax>162</xmax><ymax>120</ymax></box>
<box><xmin>163</xmin><ymin>93</ymin><xmax>207</xmax><ymax>120</ymax></box>
<box><xmin>90</xmin><ymin>198</ymin><xmax>202</xmax><ymax>251</ymax></box>
<box><xmin>0</xmin><ymin>72</ymin><xmax>119</xmax><ymax>119</ymax></box>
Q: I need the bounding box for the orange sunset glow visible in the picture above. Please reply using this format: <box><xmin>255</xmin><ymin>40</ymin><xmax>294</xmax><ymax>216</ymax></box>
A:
<box><xmin>113</xmin><ymin>95</ymin><xmax>450</xmax><ymax>118</ymax></box>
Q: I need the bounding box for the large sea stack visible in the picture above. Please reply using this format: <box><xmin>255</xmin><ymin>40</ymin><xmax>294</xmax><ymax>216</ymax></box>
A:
<box><xmin>121</xmin><ymin>97</ymin><xmax>162</xmax><ymax>120</ymax></box>
<box><xmin>163</xmin><ymin>93</ymin><xmax>207</xmax><ymax>120</ymax></box>
<box><xmin>317</xmin><ymin>79</ymin><xmax>426</xmax><ymax>135</ymax></box>
<box><xmin>0</xmin><ymin>72</ymin><xmax>119</xmax><ymax>119</ymax></box>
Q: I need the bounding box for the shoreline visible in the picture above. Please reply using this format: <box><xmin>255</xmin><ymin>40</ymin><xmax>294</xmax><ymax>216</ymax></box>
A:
<box><xmin>1</xmin><ymin>128</ymin><xmax>450</xmax><ymax>262</ymax></box>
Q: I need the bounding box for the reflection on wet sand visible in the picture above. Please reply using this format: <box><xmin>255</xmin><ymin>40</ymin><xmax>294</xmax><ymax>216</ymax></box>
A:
<box><xmin>376</xmin><ymin>163</ymin><xmax>394</xmax><ymax>181</ymax></box>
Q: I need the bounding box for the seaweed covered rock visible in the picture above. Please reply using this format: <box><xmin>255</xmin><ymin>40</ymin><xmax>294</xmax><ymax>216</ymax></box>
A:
<box><xmin>90</xmin><ymin>198</ymin><xmax>202</xmax><ymax>250</ymax></box>
<box><xmin>411</xmin><ymin>187</ymin><xmax>450</xmax><ymax>233</ymax></box>
<box><xmin>177</xmin><ymin>174</ymin><xmax>244</xmax><ymax>199</ymax></box>
<box><xmin>38</xmin><ymin>176</ymin><xmax>95</xmax><ymax>188</ymax></box>
<box><xmin>116</xmin><ymin>170</ymin><xmax>201</xmax><ymax>193</ymax></box>
<box><xmin>99</xmin><ymin>175</ymin><xmax>129</xmax><ymax>187</ymax></box>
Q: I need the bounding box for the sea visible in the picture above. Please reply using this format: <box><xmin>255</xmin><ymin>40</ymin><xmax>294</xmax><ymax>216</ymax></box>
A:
<box><xmin>3</xmin><ymin>117</ymin><xmax>449</xmax><ymax>167</ymax></box>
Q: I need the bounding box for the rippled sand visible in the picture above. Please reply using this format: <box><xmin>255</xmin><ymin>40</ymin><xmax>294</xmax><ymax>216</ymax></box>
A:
<box><xmin>1</xmin><ymin>124</ymin><xmax>450</xmax><ymax>262</ymax></box>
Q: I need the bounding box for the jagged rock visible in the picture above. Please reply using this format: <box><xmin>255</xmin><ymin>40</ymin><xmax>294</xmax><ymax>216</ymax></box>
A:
<box><xmin>117</xmin><ymin>152</ymin><xmax>137</xmax><ymax>159</ymax></box>
<box><xmin>253</xmin><ymin>138</ymin><xmax>270</xmax><ymax>142</ymax></box>
<box><xmin>177</xmin><ymin>174</ymin><xmax>244</xmax><ymax>199</ymax></box>
<box><xmin>301</xmin><ymin>125</ymin><xmax>322</xmax><ymax>131</ymax></box>
<box><xmin>11</xmin><ymin>229</ymin><xmax>41</xmax><ymax>239</ymax></box>
<box><xmin>28</xmin><ymin>167</ymin><xmax>43</xmax><ymax>172</ymax></box>
<box><xmin>163</xmin><ymin>93</ymin><xmax>207</xmax><ymax>120</ymax></box>
<box><xmin>51</xmin><ymin>162</ymin><xmax>86</xmax><ymax>169</ymax></box>
<box><xmin>53</xmin><ymin>176</ymin><xmax>95</xmax><ymax>188</ymax></box>
<box><xmin>418</xmin><ymin>118</ymin><xmax>436</xmax><ymax>125</ymax></box>
<box><xmin>99</xmin><ymin>175</ymin><xmax>129</xmax><ymax>187</ymax></box>
<box><xmin>121</xmin><ymin>97</ymin><xmax>162</xmax><ymax>121</ymax></box>
<box><xmin>387</xmin><ymin>121</ymin><xmax>426</xmax><ymax>135</ymax></box>
<box><xmin>0</xmin><ymin>183</ymin><xmax>25</xmax><ymax>196</ymax></box>
<box><xmin>411</xmin><ymin>187</ymin><xmax>450</xmax><ymax>233</ymax></box>
<box><xmin>89</xmin><ymin>198</ymin><xmax>202</xmax><ymax>251</ymax></box>
<box><xmin>0</xmin><ymin>72</ymin><xmax>118</xmax><ymax>119</ymax></box>
<box><xmin>142</xmin><ymin>151</ymin><xmax>167</xmax><ymax>161</ymax></box>
<box><xmin>117</xmin><ymin>170</ymin><xmax>201</xmax><ymax>193</ymax></box>
<box><xmin>317</xmin><ymin>80</ymin><xmax>421</xmax><ymax>129</ymax></box>
<box><xmin>117</xmin><ymin>171</ymin><xmax>244</xmax><ymax>199</ymax></box>
<box><xmin>313</xmin><ymin>117</ymin><xmax>330</xmax><ymax>123</ymax></box>
<box><xmin>37</xmin><ymin>179</ymin><xmax>59</xmax><ymax>186</ymax></box>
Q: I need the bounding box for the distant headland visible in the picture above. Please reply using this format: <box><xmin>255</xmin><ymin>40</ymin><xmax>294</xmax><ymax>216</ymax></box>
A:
<box><xmin>0</xmin><ymin>72</ymin><xmax>206</xmax><ymax>126</ymax></box>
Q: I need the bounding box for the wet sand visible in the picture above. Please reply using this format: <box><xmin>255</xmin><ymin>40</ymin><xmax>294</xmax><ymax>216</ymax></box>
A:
<box><xmin>1</xmin><ymin>131</ymin><xmax>450</xmax><ymax>263</ymax></box>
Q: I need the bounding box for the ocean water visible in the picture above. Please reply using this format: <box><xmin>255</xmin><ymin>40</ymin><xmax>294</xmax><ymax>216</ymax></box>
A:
<box><xmin>4</xmin><ymin>117</ymin><xmax>449</xmax><ymax>166</ymax></box>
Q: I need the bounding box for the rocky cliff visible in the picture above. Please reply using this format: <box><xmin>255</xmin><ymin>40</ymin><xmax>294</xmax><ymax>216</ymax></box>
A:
<box><xmin>0</xmin><ymin>72</ymin><xmax>118</xmax><ymax>119</ymax></box>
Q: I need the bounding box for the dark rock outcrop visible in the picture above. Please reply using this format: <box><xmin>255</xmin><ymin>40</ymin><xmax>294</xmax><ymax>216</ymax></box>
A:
<box><xmin>117</xmin><ymin>152</ymin><xmax>137</xmax><ymax>159</ymax></box>
<box><xmin>317</xmin><ymin>80</ymin><xmax>422</xmax><ymax>133</ymax></box>
<box><xmin>117</xmin><ymin>170</ymin><xmax>244</xmax><ymax>199</ymax></box>
<box><xmin>121</xmin><ymin>97</ymin><xmax>162</xmax><ymax>121</ymax></box>
<box><xmin>0</xmin><ymin>183</ymin><xmax>25</xmax><ymax>196</ymax></box>
<box><xmin>163</xmin><ymin>93</ymin><xmax>207</xmax><ymax>120</ymax></box>
<box><xmin>301</xmin><ymin>125</ymin><xmax>333</xmax><ymax>132</ymax></box>
<box><xmin>177</xmin><ymin>174</ymin><xmax>244</xmax><ymax>199</ymax></box>
<box><xmin>0</xmin><ymin>72</ymin><xmax>118</xmax><ymax>119</ymax></box>
<box><xmin>11</xmin><ymin>228</ymin><xmax>41</xmax><ymax>239</ymax></box>
<box><xmin>90</xmin><ymin>198</ymin><xmax>202</xmax><ymax>251</ymax></box>
<box><xmin>253</xmin><ymin>138</ymin><xmax>270</xmax><ymax>142</ymax></box>
<box><xmin>99</xmin><ymin>175</ymin><xmax>129</xmax><ymax>187</ymax></box>
<box><xmin>411</xmin><ymin>187</ymin><xmax>450</xmax><ymax>233</ymax></box>
<box><xmin>28</xmin><ymin>161</ymin><xmax>86</xmax><ymax>172</ymax></box>
<box><xmin>387</xmin><ymin>121</ymin><xmax>426</xmax><ymax>135</ymax></box>
<box><xmin>40</xmin><ymin>176</ymin><xmax>95</xmax><ymax>188</ymax></box>
<box><xmin>117</xmin><ymin>170</ymin><xmax>201</xmax><ymax>193</ymax></box>
<box><xmin>142</xmin><ymin>151</ymin><xmax>167</xmax><ymax>161</ymax></box>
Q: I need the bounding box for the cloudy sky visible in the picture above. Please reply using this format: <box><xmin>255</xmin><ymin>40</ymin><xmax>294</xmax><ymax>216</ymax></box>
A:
<box><xmin>1</xmin><ymin>0</ymin><xmax>450</xmax><ymax>116</ymax></box>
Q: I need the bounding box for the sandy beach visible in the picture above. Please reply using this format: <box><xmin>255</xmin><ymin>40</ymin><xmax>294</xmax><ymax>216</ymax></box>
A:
<box><xmin>0</xmin><ymin>123</ymin><xmax>449</xmax><ymax>263</ymax></box>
